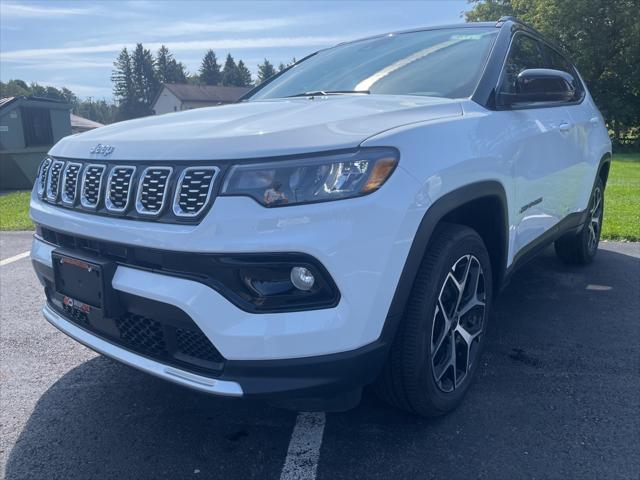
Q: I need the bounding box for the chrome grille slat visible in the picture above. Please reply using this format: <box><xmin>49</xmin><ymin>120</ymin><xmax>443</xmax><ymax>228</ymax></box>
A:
<box><xmin>80</xmin><ymin>164</ymin><xmax>106</xmax><ymax>209</ymax></box>
<box><xmin>172</xmin><ymin>166</ymin><xmax>219</xmax><ymax>217</ymax></box>
<box><xmin>135</xmin><ymin>167</ymin><xmax>173</xmax><ymax>216</ymax></box>
<box><xmin>105</xmin><ymin>166</ymin><xmax>136</xmax><ymax>213</ymax></box>
<box><xmin>36</xmin><ymin>158</ymin><xmax>52</xmax><ymax>198</ymax></box>
<box><xmin>60</xmin><ymin>162</ymin><xmax>82</xmax><ymax>205</ymax></box>
<box><xmin>46</xmin><ymin>160</ymin><xmax>65</xmax><ymax>201</ymax></box>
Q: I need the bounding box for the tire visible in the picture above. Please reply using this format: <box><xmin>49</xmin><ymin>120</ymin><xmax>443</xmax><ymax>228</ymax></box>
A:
<box><xmin>554</xmin><ymin>177</ymin><xmax>604</xmax><ymax>265</ymax></box>
<box><xmin>374</xmin><ymin>223</ymin><xmax>493</xmax><ymax>417</ymax></box>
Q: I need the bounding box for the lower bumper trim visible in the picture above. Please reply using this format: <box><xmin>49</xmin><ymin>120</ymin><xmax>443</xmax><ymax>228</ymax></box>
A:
<box><xmin>43</xmin><ymin>304</ymin><xmax>243</xmax><ymax>397</ymax></box>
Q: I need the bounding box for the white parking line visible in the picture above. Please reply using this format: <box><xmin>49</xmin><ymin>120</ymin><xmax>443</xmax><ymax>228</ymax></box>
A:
<box><xmin>280</xmin><ymin>412</ymin><xmax>326</xmax><ymax>480</ymax></box>
<box><xmin>0</xmin><ymin>251</ymin><xmax>30</xmax><ymax>267</ymax></box>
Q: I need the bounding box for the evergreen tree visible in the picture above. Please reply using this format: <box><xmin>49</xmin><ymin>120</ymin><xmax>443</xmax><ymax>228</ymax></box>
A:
<box><xmin>222</xmin><ymin>53</ymin><xmax>240</xmax><ymax>86</ymax></box>
<box><xmin>131</xmin><ymin>43</ymin><xmax>159</xmax><ymax>117</ymax></box>
<box><xmin>199</xmin><ymin>50</ymin><xmax>221</xmax><ymax>85</ymax></box>
<box><xmin>236</xmin><ymin>60</ymin><xmax>253</xmax><ymax>87</ymax></box>
<box><xmin>278</xmin><ymin>62</ymin><xmax>286</xmax><ymax>72</ymax></box>
<box><xmin>257</xmin><ymin>59</ymin><xmax>277</xmax><ymax>84</ymax></box>
<box><xmin>221</xmin><ymin>53</ymin><xmax>240</xmax><ymax>86</ymax></box>
<box><xmin>111</xmin><ymin>47</ymin><xmax>137</xmax><ymax>119</ymax></box>
<box><xmin>155</xmin><ymin>45</ymin><xmax>187</xmax><ymax>84</ymax></box>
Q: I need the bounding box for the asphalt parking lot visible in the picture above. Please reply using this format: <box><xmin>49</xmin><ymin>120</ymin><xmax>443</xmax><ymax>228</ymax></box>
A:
<box><xmin>1</xmin><ymin>231</ymin><xmax>639</xmax><ymax>480</ymax></box>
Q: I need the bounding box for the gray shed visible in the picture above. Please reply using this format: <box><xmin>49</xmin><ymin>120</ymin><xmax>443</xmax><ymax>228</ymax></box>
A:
<box><xmin>0</xmin><ymin>96</ymin><xmax>72</xmax><ymax>190</ymax></box>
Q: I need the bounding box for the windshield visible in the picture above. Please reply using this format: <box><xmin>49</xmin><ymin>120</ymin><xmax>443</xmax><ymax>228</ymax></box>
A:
<box><xmin>248</xmin><ymin>27</ymin><xmax>498</xmax><ymax>101</ymax></box>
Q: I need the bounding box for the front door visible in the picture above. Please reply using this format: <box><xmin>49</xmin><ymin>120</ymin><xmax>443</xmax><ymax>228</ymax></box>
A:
<box><xmin>498</xmin><ymin>33</ymin><xmax>582</xmax><ymax>256</ymax></box>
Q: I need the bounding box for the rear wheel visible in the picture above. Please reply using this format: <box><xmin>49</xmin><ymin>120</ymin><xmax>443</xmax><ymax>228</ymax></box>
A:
<box><xmin>374</xmin><ymin>223</ymin><xmax>492</xmax><ymax>417</ymax></box>
<box><xmin>554</xmin><ymin>177</ymin><xmax>604</xmax><ymax>265</ymax></box>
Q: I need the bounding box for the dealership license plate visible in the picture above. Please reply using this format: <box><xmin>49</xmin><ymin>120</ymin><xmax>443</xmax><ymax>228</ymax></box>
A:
<box><xmin>52</xmin><ymin>252</ymin><xmax>105</xmax><ymax>310</ymax></box>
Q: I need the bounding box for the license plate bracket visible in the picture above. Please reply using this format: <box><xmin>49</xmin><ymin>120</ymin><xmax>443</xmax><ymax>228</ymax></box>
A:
<box><xmin>52</xmin><ymin>249</ymin><xmax>121</xmax><ymax>317</ymax></box>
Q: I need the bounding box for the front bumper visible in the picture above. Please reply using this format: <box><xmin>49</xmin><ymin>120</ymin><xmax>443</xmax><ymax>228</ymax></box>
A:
<box><xmin>32</xmin><ymin>236</ymin><xmax>388</xmax><ymax>402</ymax></box>
<box><xmin>42</xmin><ymin>304</ymin><xmax>243</xmax><ymax>396</ymax></box>
<box><xmin>29</xmin><ymin>164</ymin><xmax>423</xmax><ymax>402</ymax></box>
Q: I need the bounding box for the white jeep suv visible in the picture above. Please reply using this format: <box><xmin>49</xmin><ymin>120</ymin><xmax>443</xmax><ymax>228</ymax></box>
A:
<box><xmin>30</xmin><ymin>18</ymin><xmax>611</xmax><ymax>416</ymax></box>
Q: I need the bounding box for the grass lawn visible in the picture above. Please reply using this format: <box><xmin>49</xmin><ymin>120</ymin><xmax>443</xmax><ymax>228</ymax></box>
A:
<box><xmin>0</xmin><ymin>191</ymin><xmax>32</xmax><ymax>231</ymax></box>
<box><xmin>601</xmin><ymin>153</ymin><xmax>640</xmax><ymax>241</ymax></box>
<box><xmin>1</xmin><ymin>154</ymin><xmax>638</xmax><ymax>239</ymax></box>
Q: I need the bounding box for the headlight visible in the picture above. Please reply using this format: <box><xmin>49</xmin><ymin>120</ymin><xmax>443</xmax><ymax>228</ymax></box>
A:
<box><xmin>220</xmin><ymin>148</ymin><xmax>398</xmax><ymax>206</ymax></box>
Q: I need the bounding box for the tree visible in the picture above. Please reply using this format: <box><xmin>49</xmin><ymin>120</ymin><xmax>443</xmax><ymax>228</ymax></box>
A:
<box><xmin>74</xmin><ymin>98</ymin><xmax>118</xmax><ymax>125</ymax></box>
<box><xmin>61</xmin><ymin>87</ymin><xmax>78</xmax><ymax>105</ymax></box>
<box><xmin>1</xmin><ymin>78</ymin><xmax>117</xmax><ymax>124</ymax></box>
<box><xmin>131</xmin><ymin>43</ymin><xmax>160</xmax><ymax>117</ymax></box>
<box><xmin>465</xmin><ymin>0</ymin><xmax>640</xmax><ymax>148</ymax></box>
<box><xmin>155</xmin><ymin>45</ymin><xmax>187</xmax><ymax>84</ymax></box>
<box><xmin>278</xmin><ymin>62</ymin><xmax>286</xmax><ymax>72</ymax></box>
<box><xmin>221</xmin><ymin>53</ymin><xmax>240</xmax><ymax>86</ymax></box>
<box><xmin>199</xmin><ymin>49</ymin><xmax>221</xmax><ymax>85</ymax></box>
<box><xmin>256</xmin><ymin>59</ymin><xmax>277</xmax><ymax>84</ymax></box>
<box><xmin>0</xmin><ymin>79</ymin><xmax>30</xmax><ymax>97</ymax></box>
<box><xmin>236</xmin><ymin>60</ymin><xmax>253</xmax><ymax>87</ymax></box>
<box><xmin>111</xmin><ymin>47</ymin><xmax>137</xmax><ymax>119</ymax></box>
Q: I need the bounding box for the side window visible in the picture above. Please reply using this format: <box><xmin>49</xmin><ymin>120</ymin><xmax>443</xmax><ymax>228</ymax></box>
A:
<box><xmin>499</xmin><ymin>35</ymin><xmax>545</xmax><ymax>93</ymax></box>
<box><xmin>542</xmin><ymin>44</ymin><xmax>582</xmax><ymax>100</ymax></box>
<box><xmin>542</xmin><ymin>45</ymin><xmax>573</xmax><ymax>74</ymax></box>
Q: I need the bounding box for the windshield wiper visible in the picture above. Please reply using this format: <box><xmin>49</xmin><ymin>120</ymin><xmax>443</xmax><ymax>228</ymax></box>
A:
<box><xmin>286</xmin><ymin>90</ymin><xmax>371</xmax><ymax>98</ymax></box>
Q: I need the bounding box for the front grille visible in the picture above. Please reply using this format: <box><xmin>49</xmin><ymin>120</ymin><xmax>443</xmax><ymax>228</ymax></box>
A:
<box><xmin>46</xmin><ymin>160</ymin><xmax>65</xmax><ymax>201</ymax></box>
<box><xmin>105</xmin><ymin>166</ymin><xmax>136</xmax><ymax>212</ymax></box>
<box><xmin>176</xmin><ymin>327</ymin><xmax>222</xmax><ymax>361</ymax></box>
<box><xmin>115</xmin><ymin>314</ymin><xmax>166</xmax><ymax>356</ymax></box>
<box><xmin>80</xmin><ymin>164</ymin><xmax>106</xmax><ymax>209</ymax></box>
<box><xmin>173</xmin><ymin>167</ymin><xmax>219</xmax><ymax>217</ymax></box>
<box><xmin>37</xmin><ymin>158</ymin><xmax>52</xmax><ymax>197</ymax></box>
<box><xmin>36</xmin><ymin>157</ymin><xmax>221</xmax><ymax>224</ymax></box>
<box><xmin>48</xmin><ymin>286</ymin><xmax>225</xmax><ymax>375</ymax></box>
<box><xmin>61</xmin><ymin>162</ymin><xmax>82</xmax><ymax>205</ymax></box>
<box><xmin>136</xmin><ymin>167</ymin><xmax>172</xmax><ymax>215</ymax></box>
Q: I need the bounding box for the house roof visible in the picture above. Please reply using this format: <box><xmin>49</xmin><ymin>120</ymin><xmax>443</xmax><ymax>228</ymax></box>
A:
<box><xmin>0</xmin><ymin>97</ymin><xmax>16</xmax><ymax>109</ymax></box>
<box><xmin>70</xmin><ymin>113</ymin><xmax>103</xmax><ymax>129</ymax></box>
<box><xmin>160</xmin><ymin>84</ymin><xmax>251</xmax><ymax>104</ymax></box>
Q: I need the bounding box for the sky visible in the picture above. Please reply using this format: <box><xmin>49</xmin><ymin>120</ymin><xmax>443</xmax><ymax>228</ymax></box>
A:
<box><xmin>0</xmin><ymin>0</ymin><xmax>470</xmax><ymax>100</ymax></box>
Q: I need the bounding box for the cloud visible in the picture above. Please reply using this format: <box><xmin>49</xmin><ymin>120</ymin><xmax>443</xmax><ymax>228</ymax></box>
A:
<box><xmin>146</xmin><ymin>17</ymin><xmax>300</xmax><ymax>37</ymax></box>
<box><xmin>0</xmin><ymin>2</ymin><xmax>96</xmax><ymax>18</ymax></box>
<box><xmin>16</xmin><ymin>60</ymin><xmax>114</xmax><ymax>70</ymax></box>
<box><xmin>1</xmin><ymin>36</ymin><xmax>345</xmax><ymax>62</ymax></box>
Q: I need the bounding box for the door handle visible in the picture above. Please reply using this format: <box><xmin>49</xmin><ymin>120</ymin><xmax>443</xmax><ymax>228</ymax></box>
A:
<box><xmin>558</xmin><ymin>122</ymin><xmax>572</xmax><ymax>132</ymax></box>
<box><xmin>590</xmin><ymin>117</ymin><xmax>600</xmax><ymax>125</ymax></box>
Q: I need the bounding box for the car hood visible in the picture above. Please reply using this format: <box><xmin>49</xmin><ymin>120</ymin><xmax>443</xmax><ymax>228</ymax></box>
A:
<box><xmin>50</xmin><ymin>95</ymin><xmax>462</xmax><ymax>161</ymax></box>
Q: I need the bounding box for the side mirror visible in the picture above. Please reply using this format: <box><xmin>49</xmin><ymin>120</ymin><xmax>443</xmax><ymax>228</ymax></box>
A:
<box><xmin>498</xmin><ymin>68</ymin><xmax>577</xmax><ymax>107</ymax></box>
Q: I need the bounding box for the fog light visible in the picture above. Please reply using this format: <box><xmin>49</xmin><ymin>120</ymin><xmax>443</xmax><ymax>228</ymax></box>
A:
<box><xmin>290</xmin><ymin>266</ymin><xmax>315</xmax><ymax>291</ymax></box>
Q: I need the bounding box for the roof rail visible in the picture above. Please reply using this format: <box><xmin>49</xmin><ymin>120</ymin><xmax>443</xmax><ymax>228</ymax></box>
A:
<box><xmin>496</xmin><ymin>16</ymin><xmax>518</xmax><ymax>27</ymax></box>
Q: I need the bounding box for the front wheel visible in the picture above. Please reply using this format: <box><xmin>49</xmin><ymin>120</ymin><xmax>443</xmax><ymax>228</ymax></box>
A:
<box><xmin>374</xmin><ymin>223</ymin><xmax>492</xmax><ymax>417</ymax></box>
<box><xmin>554</xmin><ymin>177</ymin><xmax>604</xmax><ymax>265</ymax></box>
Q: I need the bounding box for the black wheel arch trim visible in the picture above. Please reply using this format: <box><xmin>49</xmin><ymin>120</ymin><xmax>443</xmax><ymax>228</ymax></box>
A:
<box><xmin>380</xmin><ymin>180</ymin><xmax>509</xmax><ymax>347</ymax></box>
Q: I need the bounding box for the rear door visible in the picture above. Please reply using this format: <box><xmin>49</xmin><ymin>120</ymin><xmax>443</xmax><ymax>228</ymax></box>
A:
<box><xmin>497</xmin><ymin>33</ymin><xmax>580</xmax><ymax>255</ymax></box>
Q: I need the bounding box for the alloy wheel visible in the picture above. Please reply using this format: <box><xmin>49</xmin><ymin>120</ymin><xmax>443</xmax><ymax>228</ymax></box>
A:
<box><xmin>587</xmin><ymin>186</ymin><xmax>603</xmax><ymax>253</ymax></box>
<box><xmin>431</xmin><ymin>254</ymin><xmax>486</xmax><ymax>393</ymax></box>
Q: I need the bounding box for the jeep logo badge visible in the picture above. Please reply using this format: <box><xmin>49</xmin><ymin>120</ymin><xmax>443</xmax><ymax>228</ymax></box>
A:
<box><xmin>89</xmin><ymin>144</ymin><xmax>115</xmax><ymax>156</ymax></box>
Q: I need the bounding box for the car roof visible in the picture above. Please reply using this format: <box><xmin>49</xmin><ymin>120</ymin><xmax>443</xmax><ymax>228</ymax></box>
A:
<box><xmin>335</xmin><ymin>22</ymin><xmax>499</xmax><ymax>47</ymax></box>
